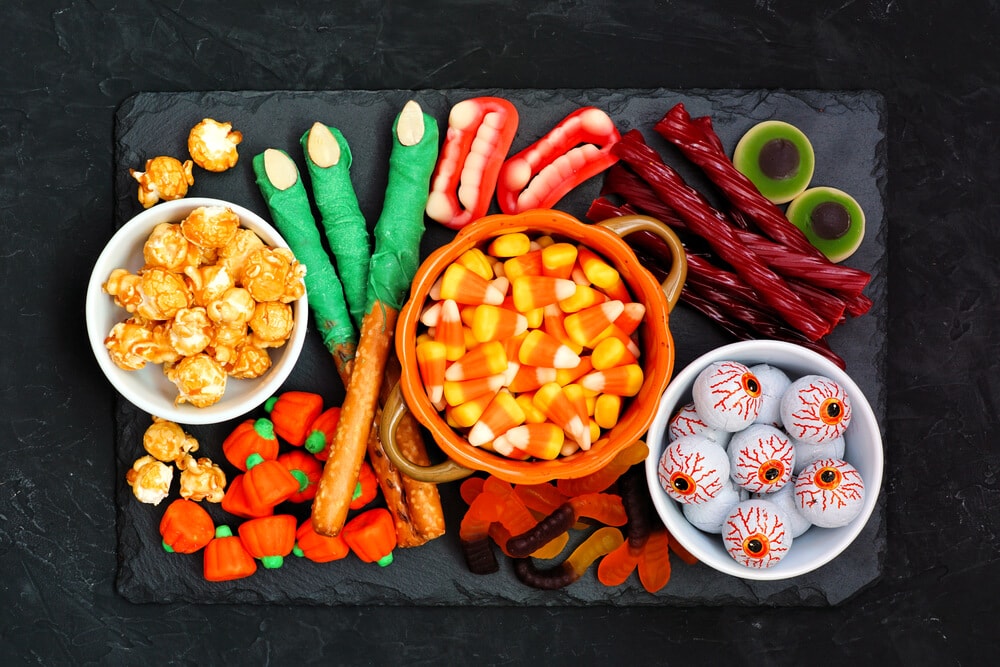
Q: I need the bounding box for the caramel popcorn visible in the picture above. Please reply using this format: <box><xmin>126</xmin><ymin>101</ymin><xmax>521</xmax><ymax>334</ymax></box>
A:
<box><xmin>136</xmin><ymin>267</ymin><xmax>192</xmax><ymax>321</ymax></box>
<box><xmin>143</xmin><ymin>222</ymin><xmax>198</xmax><ymax>272</ymax></box>
<box><xmin>180</xmin><ymin>206</ymin><xmax>240</xmax><ymax>249</ymax></box>
<box><xmin>218</xmin><ymin>227</ymin><xmax>265</xmax><ymax>278</ymax></box>
<box><xmin>177</xmin><ymin>454</ymin><xmax>227</xmax><ymax>503</ymax></box>
<box><xmin>187</xmin><ymin>118</ymin><xmax>243</xmax><ymax>172</ymax></box>
<box><xmin>241</xmin><ymin>247</ymin><xmax>306</xmax><ymax>303</ymax></box>
<box><xmin>130</xmin><ymin>156</ymin><xmax>194</xmax><ymax>209</ymax></box>
<box><xmin>142</xmin><ymin>416</ymin><xmax>199</xmax><ymax>464</ymax></box>
<box><xmin>167</xmin><ymin>307</ymin><xmax>214</xmax><ymax>356</ymax></box>
<box><xmin>225</xmin><ymin>342</ymin><xmax>273</xmax><ymax>379</ymax></box>
<box><xmin>103</xmin><ymin>207</ymin><xmax>304</xmax><ymax>407</ymax></box>
<box><xmin>103</xmin><ymin>268</ymin><xmax>142</xmax><ymax>313</ymax></box>
<box><xmin>126</xmin><ymin>455</ymin><xmax>173</xmax><ymax>505</ymax></box>
<box><xmin>248</xmin><ymin>300</ymin><xmax>294</xmax><ymax>347</ymax></box>
<box><xmin>165</xmin><ymin>353</ymin><xmax>227</xmax><ymax>408</ymax></box>
<box><xmin>206</xmin><ymin>286</ymin><xmax>256</xmax><ymax>326</ymax></box>
<box><xmin>184</xmin><ymin>263</ymin><xmax>235</xmax><ymax>307</ymax></box>
<box><xmin>207</xmin><ymin>322</ymin><xmax>248</xmax><ymax>365</ymax></box>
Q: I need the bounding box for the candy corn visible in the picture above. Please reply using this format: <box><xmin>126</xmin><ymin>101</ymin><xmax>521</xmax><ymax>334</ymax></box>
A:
<box><xmin>456</xmin><ymin>248</ymin><xmax>494</xmax><ymax>280</ymax></box>
<box><xmin>541</xmin><ymin>243</ymin><xmax>578</xmax><ymax>280</ymax></box>
<box><xmin>614</xmin><ymin>302</ymin><xmax>646</xmax><ymax>336</ymax></box>
<box><xmin>443</xmin><ymin>373</ymin><xmax>506</xmax><ymax>406</ymax></box>
<box><xmin>533</xmin><ymin>382</ymin><xmax>590</xmax><ymax>450</ymax></box>
<box><xmin>593</xmin><ymin>393</ymin><xmax>622</xmax><ymax>430</ymax></box>
<box><xmin>446</xmin><ymin>391</ymin><xmax>495</xmax><ymax>428</ymax></box>
<box><xmin>512</xmin><ymin>275</ymin><xmax>576</xmax><ymax>311</ymax></box>
<box><xmin>471</xmin><ymin>304</ymin><xmax>528</xmax><ymax>343</ymax></box>
<box><xmin>518</xmin><ymin>329</ymin><xmax>580</xmax><ymax>369</ymax></box>
<box><xmin>492</xmin><ymin>423</ymin><xmax>564</xmax><ymax>460</ymax></box>
<box><xmin>580</xmin><ymin>364</ymin><xmax>644</xmax><ymax>397</ymax></box>
<box><xmin>467</xmin><ymin>389</ymin><xmax>526</xmax><ymax>446</ymax></box>
<box><xmin>439</xmin><ymin>263</ymin><xmax>505</xmax><ymax>305</ymax></box>
<box><xmin>503</xmin><ymin>250</ymin><xmax>543</xmax><ymax>281</ymax></box>
<box><xmin>506</xmin><ymin>364</ymin><xmax>558</xmax><ymax>393</ymax></box>
<box><xmin>563</xmin><ymin>300</ymin><xmax>625</xmax><ymax>348</ymax></box>
<box><xmin>557</xmin><ymin>283</ymin><xmax>607</xmax><ymax>313</ymax></box>
<box><xmin>435</xmin><ymin>299</ymin><xmax>466</xmax><ymax>361</ymax></box>
<box><xmin>590</xmin><ymin>335</ymin><xmax>637</xmax><ymax>370</ymax></box>
<box><xmin>415</xmin><ymin>340</ymin><xmax>447</xmax><ymax>406</ymax></box>
<box><xmin>487</xmin><ymin>232</ymin><xmax>531</xmax><ymax>257</ymax></box>
<box><xmin>445</xmin><ymin>340</ymin><xmax>508</xmax><ymax>381</ymax></box>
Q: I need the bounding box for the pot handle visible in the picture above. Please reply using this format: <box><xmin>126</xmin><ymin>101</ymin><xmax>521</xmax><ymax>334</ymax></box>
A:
<box><xmin>379</xmin><ymin>382</ymin><xmax>475</xmax><ymax>483</ymax></box>
<box><xmin>596</xmin><ymin>215</ymin><xmax>687</xmax><ymax>312</ymax></box>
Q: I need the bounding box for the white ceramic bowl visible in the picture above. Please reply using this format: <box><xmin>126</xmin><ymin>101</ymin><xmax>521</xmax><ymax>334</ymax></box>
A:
<box><xmin>645</xmin><ymin>340</ymin><xmax>883</xmax><ymax>580</ymax></box>
<box><xmin>86</xmin><ymin>197</ymin><xmax>307</xmax><ymax>425</ymax></box>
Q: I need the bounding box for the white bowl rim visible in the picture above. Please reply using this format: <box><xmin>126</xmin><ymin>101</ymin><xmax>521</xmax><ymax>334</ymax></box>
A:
<box><xmin>644</xmin><ymin>339</ymin><xmax>884</xmax><ymax>581</ymax></box>
<box><xmin>86</xmin><ymin>197</ymin><xmax>308</xmax><ymax>425</ymax></box>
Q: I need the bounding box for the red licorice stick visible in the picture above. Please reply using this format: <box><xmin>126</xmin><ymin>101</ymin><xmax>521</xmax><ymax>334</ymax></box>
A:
<box><xmin>612</xmin><ymin>130</ymin><xmax>833</xmax><ymax>341</ymax></box>
<box><xmin>604</xmin><ymin>161</ymin><xmax>868</xmax><ymax>303</ymax></box>
<box><xmin>654</xmin><ymin>104</ymin><xmax>824</xmax><ymax>258</ymax></box>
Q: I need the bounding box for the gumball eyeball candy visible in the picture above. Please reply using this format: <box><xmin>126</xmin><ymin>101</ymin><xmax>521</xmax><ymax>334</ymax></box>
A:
<box><xmin>692</xmin><ymin>361</ymin><xmax>762</xmax><ymax>432</ymax></box>
<box><xmin>668</xmin><ymin>402</ymin><xmax>733</xmax><ymax>450</ymax></box>
<box><xmin>657</xmin><ymin>434</ymin><xmax>731</xmax><ymax>505</ymax></box>
<box><xmin>753</xmin><ymin>481</ymin><xmax>812</xmax><ymax>538</ymax></box>
<box><xmin>723</xmin><ymin>499</ymin><xmax>792</xmax><ymax>568</ymax></box>
<box><xmin>792</xmin><ymin>434</ymin><xmax>845</xmax><ymax>475</ymax></box>
<box><xmin>794</xmin><ymin>458</ymin><xmax>866</xmax><ymax>528</ymax></box>
<box><xmin>780</xmin><ymin>374</ymin><xmax>852</xmax><ymax>444</ymax></box>
<box><xmin>728</xmin><ymin>424</ymin><xmax>795</xmax><ymax>494</ymax></box>
<box><xmin>749</xmin><ymin>363</ymin><xmax>791</xmax><ymax>427</ymax></box>
<box><xmin>683</xmin><ymin>481</ymin><xmax>746</xmax><ymax>533</ymax></box>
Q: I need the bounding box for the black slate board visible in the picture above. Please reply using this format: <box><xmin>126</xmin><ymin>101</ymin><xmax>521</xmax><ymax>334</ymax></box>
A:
<box><xmin>112</xmin><ymin>88</ymin><xmax>887</xmax><ymax>606</ymax></box>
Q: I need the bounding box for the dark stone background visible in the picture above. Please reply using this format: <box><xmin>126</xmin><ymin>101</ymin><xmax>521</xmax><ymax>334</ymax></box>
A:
<box><xmin>2</xmin><ymin>0</ymin><xmax>996</xmax><ymax>664</ymax></box>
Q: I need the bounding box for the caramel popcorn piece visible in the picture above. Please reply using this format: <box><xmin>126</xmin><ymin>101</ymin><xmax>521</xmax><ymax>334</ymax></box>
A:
<box><xmin>164</xmin><ymin>353</ymin><xmax>227</xmax><ymax>408</ymax></box>
<box><xmin>130</xmin><ymin>156</ymin><xmax>194</xmax><ymax>209</ymax></box>
<box><xmin>240</xmin><ymin>246</ymin><xmax>305</xmax><ymax>303</ymax></box>
<box><xmin>218</xmin><ymin>227</ymin><xmax>265</xmax><ymax>278</ymax></box>
<box><xmin>180</xmin><ymin>206</ymin><xmax>240</xmax><ymax>249</ymax></box>
<box><xmin>105</xmin><ymin>320</ymin><xmax>155</xmax><ymax>370</ymax></box>
<box><xmin>103</xmin><ymin>268</ymin><xmax>142</xmax><ymax>313</ymax></box>
<box><xmin>225</xmin><ymin>342</ymin><xmax>273</xmax><ymax>379</ymax></box>
<box><xmin>142</xmin><ymin>222</ymin><xmax>199</xmax><ymax>272</ymax></box>
<box><xmin>188</xmin><ymin>118</ymin><xmax>243</xmax><ymax>172</ymax></box>
<box><xmin>184</xmin><ymin>262</ymin><xmax>235</xmax><ymax>307</ymax></box>
<box><xmin>206</xmin><ymin>286</ymin><xmax>256</xmax><ymax>326</ymax></box>
<box><xmin>248</xmin><ymin>300</ymin><xmax>294</xmax><ymax>347</ymax></box>
<box><xmin>142</xmin><ymin>416</ymin><xmax>199</xmax><ymax>463</ymax></box>
<box><xmin>177</xmin><ymin>454</ymin><xmax>227</xmax><ymax>503</ymax></box>
<box><xmin>207</xmin><ymin>322</ymin><xmax>248</xmax><ymax>365</ymax></box>
<box><xmin>136</xmin><ymin>267</ymin><xmax>192</xmax><ymax>321</ymax></box>
<box><xmin>168</xmin><ymin>307</ymin><xmax>214</xmax><ymax>356</ymax></box>
<box><xmin>126</xmin><ymin>455</ymin><xmax>173</xmax><ymax>505</ymax></box>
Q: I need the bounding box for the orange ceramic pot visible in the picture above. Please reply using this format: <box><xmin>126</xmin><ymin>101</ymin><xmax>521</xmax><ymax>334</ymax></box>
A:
<box><xmin>381</xmin><ymin>209</ymin><xmax>687</xmax><ymax>485</ymax></box>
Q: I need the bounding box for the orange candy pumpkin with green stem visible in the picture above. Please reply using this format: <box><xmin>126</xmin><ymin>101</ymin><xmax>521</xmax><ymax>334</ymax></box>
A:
<box><xmin>349</xmin><ymin>460</ymin><xmax>379</xmax><ymax>510</ymax></box>
<box><xmin>242</xmin><ymin>453</ymin><xmax>300</xmax><ymax>510</ymax></box>
<box><xmin>278</xmin><ymin>449</ymin><xmax>323</xmax><ymax>503</ymax></box>
<box><xmin>238</xmin><ymin>514</ymin><xmax>297</xmax><ymax>569</ymax></box>
<box><xmin>221</xmin><ymin>473</ymin><xmax>274</xmax><ymax>519</ymax></box>
<box><xmin>303</xmin><ymin>406</ymin><xmax>342</xmax><ymax>459</ymax></box>
<box><xmin>222</xmin><ymin>417</ymin><xmax>280</xmax><ymax>471</ymax></box>
<box><xmin>159</xmin><ymin>498</ymin><xmax>215</xmax><ymax>554</ymax></box>
<box><xmin>266</xmin><ymin>391</ymin><xmax>324</xmax><ymax>446</ymax></box>
<box><xmin>203</xmin><ymin>525</ymin><xmax>257</xmax><ymax>581</ymax></box>
<box><xmin>342</xmin><ymin>507</ymin><xmax>397</xmax><ymax>566</ymax></box>
<box><xmin>292</xmin><ymin>518</ymin><xmax>350</xmax><ymax>563</ymax></box>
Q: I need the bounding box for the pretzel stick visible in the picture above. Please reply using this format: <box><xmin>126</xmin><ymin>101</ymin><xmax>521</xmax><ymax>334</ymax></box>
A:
<box><xmin>312</xmin><ymin>100</ymin><xmax>439</xmax><ymax>536</ymax></box>
<box><xmin>382</xmin><ymin>356</ymin><xmax>445</xmax><ymax>542</ymax></box>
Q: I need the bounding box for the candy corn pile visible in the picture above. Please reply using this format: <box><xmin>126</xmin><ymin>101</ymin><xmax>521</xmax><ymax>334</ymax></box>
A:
<box><xmin>414</xmin><ymin>232</ymin><xmax>647</xmax><ymax>461</ymax></box>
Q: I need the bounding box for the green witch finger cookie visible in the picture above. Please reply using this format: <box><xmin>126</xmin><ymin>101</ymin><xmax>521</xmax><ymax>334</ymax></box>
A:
<box><xmin>301</xmin><ymin>123</ymin><xmax>371</xmax><ymax>329</ymax></box>
<box><xmin>252</xmin><ymin>148</ymin><xmax>357</xmax><ymax>369</ymax></box>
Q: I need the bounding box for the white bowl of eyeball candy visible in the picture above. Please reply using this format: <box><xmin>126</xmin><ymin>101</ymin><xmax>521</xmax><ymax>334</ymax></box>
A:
<box><xmin>644</xmin><ymin>340</ymin><xmax>883</xmax><ymax>580</ymax></box>
<box><xmin>86</xmin><ymin>198</ymin><xmax>308</xmax><ymax>425</ymax></box>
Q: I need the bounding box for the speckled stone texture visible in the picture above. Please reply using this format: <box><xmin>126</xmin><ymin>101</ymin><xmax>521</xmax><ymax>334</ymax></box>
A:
<box><xmin>112</xmin><ymin>88</ymin><xmax>886</xmax><ymax>606</ymax></box>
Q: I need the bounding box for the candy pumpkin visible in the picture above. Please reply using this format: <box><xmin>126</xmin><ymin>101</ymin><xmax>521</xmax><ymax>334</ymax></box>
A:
<box><xmin>238</xmin><ymin>514</ymin><xmax>297</xmax><ymax>569</ymax></box>
<box><xmin>222</xmin><ymin>417</ymin><xmax>279</xmax><ymax>471</ymax></box>
<box><xmin>159</xmin><ymin>498</ymin><xmax>215</xmax><ymax>554</ymax></box>
<box><xmin>203</xmin><ymin>525</ymin><xmax>257</xmax><ymax>582</ymax></box>
<box><xmin>265</xmin><ymin>391</ymin><xmax>324</xmax><ymax>447</ymax></box>
<box><xmin>220</xmin><ymin>473</ymin><xmax>274</xmax><ymax>519</ymax></box>
<box><xmin>342</xmin><ymin>508</ymin><xmax>397</xmax><ymax>567</ymax></box>
<box><xmin>303</xmin><ymin>406</ymin><xmax>342</xmax><ymax>459</ymax></box>
<box><xmin>242</xmin><ymin>453</ymin><xmax>299</xmax><ymax>510</ymax></box>
<box><xmin>349</xmin><ymin>460</ymin><xmax>379</xmax><ymax>510</ymax></box>
<box><xmin>277</xmin><ymin>449</ymin><xmax>323</xmax><ymax>503</ymax></box>
<box><xmin>292</xmin><ymin>518</ymin><xmax>350</xmax><ymax>563</ymax></box>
